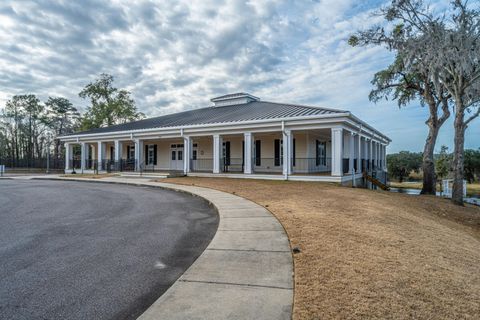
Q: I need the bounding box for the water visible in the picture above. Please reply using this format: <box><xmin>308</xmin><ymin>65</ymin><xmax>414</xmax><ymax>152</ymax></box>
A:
<box><xmin>389</xmin><ymin>187</ymin><xmax>480</xmax><ymax>206</ymax></box>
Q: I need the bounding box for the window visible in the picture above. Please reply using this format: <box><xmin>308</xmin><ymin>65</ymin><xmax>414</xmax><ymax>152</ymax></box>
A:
<box><xmin>222</xmin><ymin>141</ymin><xmax>230</xmax><ymax>165</ymax></box>
<box><xmin>255</xmin><ymin>140</ymin><xmax>261</xmax><ymax>166</ymax></box>
<box><xmin>316</xmin><ymin>140</ymin><xmax>326</xmax><ymax>166</ymax></box>
<box><xmin>192</xmin><ymin>143</ymin><xmax>198</xmax><ymax>160</ymax></box>
<box><xmin>178</xmin><ymin>150</ymin><xmax>183</xmax><ymax>161</ymax></box>
<box><xmin>128</xmin><ymin>145</ymin><xmax>135</xmax><ymax>160</ymax></box>
<box><xmin>147</xmin><ymin>144</ymin><xmax>155</xmax><ymax>165</ymax></box>
<box><xmin>171</xmin><ymin>150</ymin><xmax>176</xmax><ymax>160</ymax></box>
<box><xmin>274</xmin><ymin>139</ymin><xmax>283</xmax><ymax>166</ymax></box>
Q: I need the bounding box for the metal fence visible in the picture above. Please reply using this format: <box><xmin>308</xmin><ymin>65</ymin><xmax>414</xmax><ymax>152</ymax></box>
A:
<box><xmin>0</xmin><ymin>157</ymin><xmax>65</xmax><ymax>172</ymax></box>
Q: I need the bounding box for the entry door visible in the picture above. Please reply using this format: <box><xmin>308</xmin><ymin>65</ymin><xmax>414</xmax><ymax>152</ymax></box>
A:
<box><xmin>170</xmin><ymin>144</ymin><xmax>184</xmax><ymax>170</ymax></box>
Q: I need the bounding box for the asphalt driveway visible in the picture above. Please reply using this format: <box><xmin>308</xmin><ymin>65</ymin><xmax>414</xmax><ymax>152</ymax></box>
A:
<box><xmin>0</xmin><ymin>179</ymin><xmax>218</xmax><ymax>320</ymax></box>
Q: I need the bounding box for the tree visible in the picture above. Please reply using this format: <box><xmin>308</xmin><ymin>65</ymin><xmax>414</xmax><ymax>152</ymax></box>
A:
<box><xmin>45</xmin><ymin>97</ymin><xmax>80</xmax><ymax>160</ymax></box>
<box><xmin>350</xmin><ymin>0</ymin><xmax>480</xmax><ymax>204</ymax></box>
<box><xmin>414</xmin><ymin>1</ymin><xmax>480</xmax><ymax>204</ymax></box>
<box><xmin>435</xmin><ymin>145</ymin><xmax>452</xmax><ymax>182</ymax></box>
<box><xmin>349</xmin><ymin>0</ymin><xmax>451</xmax><ymax>196</ymax></box>
<box><xmin>0</xmin><ymin>94</ymin><xmax>55</xmax><ymax>167</ymax></box>
<box><xmin>464</xmin><ymin>149</ymin><xmax>480</xmax><ymax>183</ymax></box>
<box><xmin>387</xmin><ymin>151</ymin><xmax>422</xmax><ymax>182</ymax></box>
<box><xmin>79</xmin><ymin>73</ymin><xmax>144</xmax><ymax>130</ymax></box>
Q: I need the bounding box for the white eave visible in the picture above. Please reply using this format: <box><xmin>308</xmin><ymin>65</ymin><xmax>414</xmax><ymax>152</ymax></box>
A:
<box><xmin>59</xmin><ymin>112</ymin><xmax>391</xmax><ymax>144</ymax></box>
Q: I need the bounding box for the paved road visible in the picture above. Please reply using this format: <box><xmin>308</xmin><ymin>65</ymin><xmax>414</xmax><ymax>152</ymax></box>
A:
<box><xmin>0</xmin><ymin>180</ymin><xmax>218</xmax><ymax>320</ymax></box>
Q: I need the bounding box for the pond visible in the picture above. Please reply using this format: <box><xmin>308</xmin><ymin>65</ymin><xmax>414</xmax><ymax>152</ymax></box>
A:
<box><xmin>389</xmin><ymin>187</ymin><xmax>480</xmax><ymax>206</ymax></box>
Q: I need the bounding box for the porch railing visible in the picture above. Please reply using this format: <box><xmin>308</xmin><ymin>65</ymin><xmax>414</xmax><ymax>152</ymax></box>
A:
<box><xmin>191</xmin><ymin>158</ymin><xmax>213</xmax><ymax>172</ymax></box>
<box><xmin>292</xmin><ymin>157</ymin><xmax>331</xmax><ymax>174</ymax></box>
<box><xmin>84</xmin><ymin>159</ymin><xmax>97</xmax><ymax>170</ymax></box>
<box><xmin>252</xmin><ymin>158</ymin><xmax>283</xmax><ymax>173</ymax></box>
<box><xmin>222</xmin><ymin>158</ymin><xmax>243</xmax><ymax>173</ymax></box>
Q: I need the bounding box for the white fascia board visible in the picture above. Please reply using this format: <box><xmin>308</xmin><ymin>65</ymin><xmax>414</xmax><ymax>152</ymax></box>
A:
<box><xmin>58</xmin><ymin>112</ymin><xmax>351</xmax><ymax>141</ymax></box>
<box><xmin>341</xmin><ymin>119</ymin><xmax>390</xmax><ymax>145</ymax></box>
<box><xmin>59</xmin><ymin>111</ymin><xmax>390</xmax><ymax>144</ymax></box>
<box><xmin>346</xmin><ymin>113</ymin><xmax>391</xmax><ymax>143</ymax></box>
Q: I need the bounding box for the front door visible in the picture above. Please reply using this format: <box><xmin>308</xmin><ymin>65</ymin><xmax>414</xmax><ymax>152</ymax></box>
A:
<box><xmin>170</xmin><ymin>144</ymin><xmax>184</xmax><ymax>170</ymax></box>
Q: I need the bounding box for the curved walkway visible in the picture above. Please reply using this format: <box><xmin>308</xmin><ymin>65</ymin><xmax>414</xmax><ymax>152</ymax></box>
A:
<box><xmin>32</xmin><ymin>176</ymin><xmax>294</xmax><ymax>320</ymax></box>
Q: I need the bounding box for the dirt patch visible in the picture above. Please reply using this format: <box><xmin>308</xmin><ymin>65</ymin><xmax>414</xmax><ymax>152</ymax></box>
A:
<box><xmin>164</xmin><ymin>177</ymin><xmax>480</xmax><ymax>319</ymax></box>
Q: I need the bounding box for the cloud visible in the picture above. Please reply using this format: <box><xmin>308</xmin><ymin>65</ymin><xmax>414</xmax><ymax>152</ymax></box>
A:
<box><xmin>0</xmin><ymin>0</ymin><xmax>478</xmax><ymax>152</ymax></box>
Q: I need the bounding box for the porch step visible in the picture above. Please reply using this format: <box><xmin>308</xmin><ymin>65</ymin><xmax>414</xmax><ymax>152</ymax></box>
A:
<box><xmin>119</xmin><ymin>171</ymin><xmax>185</xmax><ymax>179</ymax></box>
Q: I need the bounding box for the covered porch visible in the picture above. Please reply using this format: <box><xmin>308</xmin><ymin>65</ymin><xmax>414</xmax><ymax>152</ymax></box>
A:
<box><xmin>64</xmin><ymin>127</ymin><xmax>387</xmax><ymax>184</ymax></box>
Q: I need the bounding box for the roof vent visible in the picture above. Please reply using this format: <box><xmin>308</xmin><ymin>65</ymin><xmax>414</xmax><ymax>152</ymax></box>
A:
<box><xmin>211</xmin><ymin>92</ymin><xmax>260</xmax><ymax>107</ymax></box>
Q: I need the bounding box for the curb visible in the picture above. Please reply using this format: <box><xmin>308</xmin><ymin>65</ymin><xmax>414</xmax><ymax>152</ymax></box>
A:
<box><xmin>29</xmin><ymin>176</ymin><xmax>294</xmax><ymax>320</ymax></box>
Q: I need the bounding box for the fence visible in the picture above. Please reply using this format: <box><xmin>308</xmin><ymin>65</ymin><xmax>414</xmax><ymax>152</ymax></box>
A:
<box><xmin>0</xmin><ymin>157</ymin><xmax>65</xmax><ymax>172</ymax></box>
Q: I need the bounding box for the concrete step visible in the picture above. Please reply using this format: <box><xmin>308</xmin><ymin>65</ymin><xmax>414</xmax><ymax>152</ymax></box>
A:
<box><xmin>119</xmin><ymin>171</ymin><xmax>185</xmax><ymax>179</ymax></box>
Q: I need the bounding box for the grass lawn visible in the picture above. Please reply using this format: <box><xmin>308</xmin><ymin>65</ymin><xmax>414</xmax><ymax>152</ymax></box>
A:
<box><xmin>390</xmin><ymin>181</ymin><xmax>480</xmax><ymax>197</ymax></box>
<box><xmin>165</xmin><ymin>177</ymin><xmax>480</xmax><ymax>319</ymax></box>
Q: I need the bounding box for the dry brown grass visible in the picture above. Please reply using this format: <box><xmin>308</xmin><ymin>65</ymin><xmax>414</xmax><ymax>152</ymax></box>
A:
<box><xmin>164</xmin><ymin>177</ymin><xmax>480</xmax><ymax>319</ymax></box>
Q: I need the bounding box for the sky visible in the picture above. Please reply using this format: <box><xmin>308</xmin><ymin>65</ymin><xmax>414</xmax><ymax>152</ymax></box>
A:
<box><xmin>0</xmin><ymin>0</ymin><xmax>478</xmax><ymax>153</ymax></box>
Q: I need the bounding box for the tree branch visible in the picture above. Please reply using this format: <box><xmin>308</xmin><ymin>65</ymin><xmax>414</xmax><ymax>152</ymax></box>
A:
<box><xmin>464</xmin><ymin>106</ymin><xmax>480</xmax><ymax>126</ymax></box>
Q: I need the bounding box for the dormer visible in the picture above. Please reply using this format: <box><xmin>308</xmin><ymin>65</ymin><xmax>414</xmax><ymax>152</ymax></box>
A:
<box><xmin>211</xmin><ymin>92</ymin><xmax>260</xmax><ymax>107</ymax></box>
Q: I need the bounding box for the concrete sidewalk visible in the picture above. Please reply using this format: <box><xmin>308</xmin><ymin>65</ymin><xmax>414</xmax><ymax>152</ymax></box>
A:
<box><xmin>28</xmin><ymin>175</ymin><xmax>294</xmax><ymax>320</ymax></box>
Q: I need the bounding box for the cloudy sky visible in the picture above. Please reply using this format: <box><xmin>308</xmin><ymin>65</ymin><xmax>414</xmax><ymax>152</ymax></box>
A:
<box><xmin>0</xmin><ymin>0</ymin><xmax>478</xmax><ymax>152</ymax></box>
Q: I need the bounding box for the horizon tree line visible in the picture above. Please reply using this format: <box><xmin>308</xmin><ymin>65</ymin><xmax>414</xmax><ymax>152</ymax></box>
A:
<box><xmin>0</xmin><ymin>74</ymin><xmax>144</xmax><ymax>167</ymax></box>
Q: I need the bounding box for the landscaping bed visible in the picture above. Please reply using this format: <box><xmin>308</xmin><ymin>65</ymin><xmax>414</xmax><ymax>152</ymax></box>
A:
<box><xmin>165</xmin><ymin>177</ymin><xmax>480</xmax><ymax>319</ymax></box>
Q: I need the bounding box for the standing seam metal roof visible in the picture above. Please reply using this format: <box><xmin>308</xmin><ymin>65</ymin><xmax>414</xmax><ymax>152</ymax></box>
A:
<box><xmin>69</xmin><ymin>100</ymin><xmax>347</xmax><ymax>136</ymax></box>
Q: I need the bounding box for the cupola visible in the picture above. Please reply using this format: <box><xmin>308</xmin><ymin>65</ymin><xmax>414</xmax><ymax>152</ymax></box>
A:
<box><xmin>210</xmin><ymin>92</ymin><xmax>260</xmax><ymax>107</ymax></box>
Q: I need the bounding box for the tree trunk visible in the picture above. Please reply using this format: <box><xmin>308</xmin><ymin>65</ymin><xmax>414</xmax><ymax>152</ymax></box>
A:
<box><xmin>420</xmin><ymin>123</ymin><xmax>439</xmax><ymax>195</ymax></box>
<box><xmin>452</xmin><ymin>110</ymin><xmax>465</xmax><ymax>205</ymax></box>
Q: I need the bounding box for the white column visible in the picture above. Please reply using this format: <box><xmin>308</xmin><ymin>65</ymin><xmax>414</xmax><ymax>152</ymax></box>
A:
<box><xmin>357</xmin><ymin>135</ymin><xmax>362</xmax><ymax>173</ymax></box>
<box><xmin>369</xmin><ymin>139</ymin><xmax>373</xmax><ymax>171</ymax></box>
<box><xmin>134</xmin><ymin>139</ymin><xmax>143</xmax><ymax>171</ymax></box>
<box><xmin>384</xmin><ymin>145</ymin><xmax>387</xmax><ymax>170</ymax></box>
<box><xmin>213</xmin><ymin>134</ymin><xmax>221</xmax><ymax>173</ymax></box>
<box><xmin>282</xmin><ymin>130</ymin><xmax>293</xmax><ymax>175</ymax></box>
<box><xmin>183</xmin><ymin>136</ymin><xmax>191</xmax><ymax>174</ymax></box>
<box><xmin>376</xmin><ymin>142</ymin><xmax>380</xmax><ymax>168</ymax></box>
<box><xmin>65</xmin><ymin>143</ymin><xmax>71</xmax><ymax>170</ymax></box>
<box><xmin>348</xmin><ymin>132</ymin><xmax>354</xmax><ymax>174</ymax></box>
<box><xmin>379</xmin><ymin>144</ymin><xmax>383</xmax><ymax>169</ymax></box>
<box><xmin>244</xmin><ymin>132</ymin><xmax>252</xmax><ymax>174</ymax></box>
<box><xmin>114</xmin><ymin>140</ymin><xmax>122</xmax><ymax>162</ymax></box>
<box><xmin>97</xmin><ymin>141</ymin><xmax>105</xmax><ymax>171</ymax></box>
<box><xmin>331</xmin><ymin>127</ymin><xmax>343</xmax><ymax>176</ymax></box>
<box><xmin>80</xmin><ymin>142</ymin><xmax>86</xmax><ymax>170</ymax></box>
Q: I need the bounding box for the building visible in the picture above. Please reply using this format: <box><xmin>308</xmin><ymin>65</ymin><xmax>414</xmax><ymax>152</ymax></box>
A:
<box><xmin>60</xmin><ymin>93</ymin><xmax>390</xmax><ymax>184</ymax></box>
